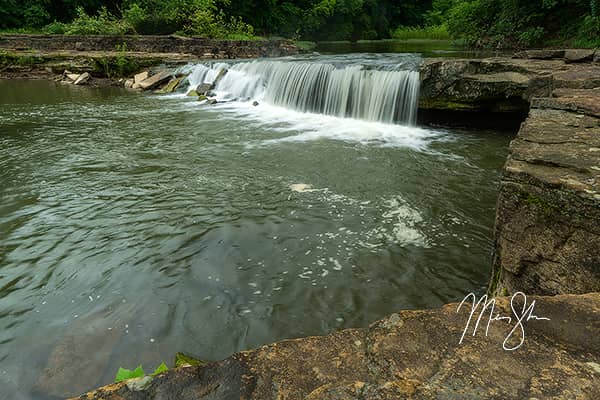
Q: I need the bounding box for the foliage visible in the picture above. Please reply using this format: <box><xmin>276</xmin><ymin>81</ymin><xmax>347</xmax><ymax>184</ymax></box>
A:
<box><xmin>94</xmin><ymin>42</ymin><xmax>138</xmax><ymax>77</ymax></box>
<box><xmin>114</xmin><ymin>365</ymin><xmax>145</xmax><ymax>382</ymax></box>
<box><xmin>59</xmin><ymin>7</ymin><xmax>134</xmax><ymax>35</ymax></box>
<box><xmin>114</xmin><ymin>362</ymin><xmax>169</xmax><ymax>383</ymax></box>
<box><xmin>174</xmin><ymin>352</ymin><xmax>206</xmax><ymax>367</ymax></box>
<box><xmin>392</xmin><ymin>25</ymin><xmax>450</xmax><ymax>40</ymax></box>
<box><xmin>2</xmin><ymin>0</ymin><xmax>600</xmax><ymax>45</ymax></box>
<box><xmin>437</xmin><ymin>0</ymin><xmax>600</xmax><ymax>48</ymax></box>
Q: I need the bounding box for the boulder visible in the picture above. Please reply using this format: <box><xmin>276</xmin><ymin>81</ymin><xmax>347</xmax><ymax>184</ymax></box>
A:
<box><xmin>197</xmin><ymin>95</ymin><xmax>207</xmax><ymax>101</ymax></box>
<box><xmin>134</xmin><ymin>71</ymin><xmax>149</xmax><ymax>84</ymax></box>
<box><xmin>207</xmin><ymin>99</ymin><xmax>218</xmax><ymax>105</ymax></box>
<box><xmin>195</xmin><ymin>82</ymin><xmax>214</xmax><ymax>95</ymax></box>
<box><xmin>252</xmin><ymin>101</ymin><xmax>259</xmax><ymax>106</ymax></box>
<box><xmin>66</xmin><ymin>73</ymin><xmax>80</xmax><ymax>82</ymax></box>
<box><xmin>124</xmin><ymin>79</ymin><xmax>134</xmax><ymax>89</ymax></box>
<box><xmin>187</xmin><ymin>89</ymin><xmax>199</xmax><ymax>97</ymax></box>
<box><xmin>137</xmin><ymin>71</ymin><xmax>171</xmax><ymax>90</ymax></box>
<box><xmin>155</xmin><ymin>77</ymin><xmax>183</xmax><ymax>94</ymax></box>
<box><xmin>73</xmin><ymin>72</ymin><xmax>90</xmax><ymax>85</ymax></box>
<box><xmin>214</xmin><ymin>68</ymin><xmax>228</xmax><ymax>85</ymax></box>
<box><xmin>564</xmin><ymin>49</ymin><xmax>595</xmax><ymax>63</ymax></box>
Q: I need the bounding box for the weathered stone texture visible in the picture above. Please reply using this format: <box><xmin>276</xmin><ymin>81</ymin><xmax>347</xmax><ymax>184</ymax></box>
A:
<box><xmin>419</xmin><ymin>57</ymin><xmax>600</xmax><ymax>113</ymax></box>
<box><xmin>0</xmin><ymin>34</ymin><xmax>299</xmax><ymax>58</ymax></box>
<box><xmin>72</xmin><ymin>293</ymin><xmax>600</xmax><ymax>400</ymax></box>
<box><xmin>491</xmin><ymin>89</ymin><xmax>600</xmax><ymax>296</ymax></box>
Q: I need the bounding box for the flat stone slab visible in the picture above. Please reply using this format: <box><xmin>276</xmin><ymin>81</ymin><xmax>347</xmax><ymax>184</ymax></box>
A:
<box><xmin>71</xmin><ymin>293</ymin><xmax>600</xmax><ymax>399</ymax></box>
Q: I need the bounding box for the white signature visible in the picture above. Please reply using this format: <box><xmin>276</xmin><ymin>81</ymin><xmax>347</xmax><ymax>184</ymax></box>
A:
<box><xmin>457</xmin><ymin>292</ymin><xmax>550</xmax><ymax>351</ymax></box>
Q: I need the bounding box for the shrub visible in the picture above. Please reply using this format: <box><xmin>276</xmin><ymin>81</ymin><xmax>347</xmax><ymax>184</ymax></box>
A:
<box><xmin>64</xmin><ymin>7</ymin><xmax>134</xmax><ymax>35</ymax></box>
<box><xmin>44</xmin><ymin>21</ymin><xmax>67</xmax><ymax>34</ymax></box>
<box><xmin>518</xmin><ymin>27</ymin><xmax>545</xmax><ymax>47</ymax></box>
<box><xmin>391</xmin><ymin>25</ymin><xmax>450</xmax><ymax>40</ymax></box>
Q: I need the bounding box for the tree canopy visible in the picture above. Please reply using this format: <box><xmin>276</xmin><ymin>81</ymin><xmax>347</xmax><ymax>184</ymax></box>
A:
<box><xmin>1</xmin><ymin>0</ymin><xmax>598</xmax><ymax>47</ymax></box>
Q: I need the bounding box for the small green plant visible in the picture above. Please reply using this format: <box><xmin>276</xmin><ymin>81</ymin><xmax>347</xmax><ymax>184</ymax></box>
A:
<box><xmin>114</xmin><ymin>362</ymin><xmax>169</xmax><ymax>383</ymax></box>
<box><xmin>115</xmin><ymin>365</ymin><xmax>145</xmax><ymax>382</ymax></box>
<box><xmin>174</xmin><ymin>352</ymin><xmax>206</xmax><ymax>367</ymax></box>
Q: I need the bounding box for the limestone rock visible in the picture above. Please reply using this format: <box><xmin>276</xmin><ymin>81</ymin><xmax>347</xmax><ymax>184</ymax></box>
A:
<box><xmin>564</xmin><ymin>49</ymin><xmax>596</xmax><ymax>63</ymax></box>
<box><xmin>513</xmin><ymin>49</ymin><xmax>565</xmax><ymax>60</ymax></box>
<box><xmin>66</xmin><ymin>73</ymin><xmax>79</xmax><ymax>82</ymax></box>
<box><xmin>155</xmin><ymin>77</ymin><xmax>183</xmax><ymax>94</ymax></box>
<box><xmin>419</xmin><ymin>57</ymin><xmax>600</xmax><ymax>113</ymax></box>
<box><xmin>72</xmin><ymin>293</ymin><xmax>600</xmax><ymax>400</ymax></box>
<box><xmin>214</xmin><ymin>68</ymin><xmax>228</xmax><ymax>84</ymax></box>
<box><xmin>490</xmin><ymin>88</ymin><xmax>600</xmax><ymax>296</ymax></box>
<box><xmin>134</xmin><ymin>71</ymin><xmax>149</xmax><ymax>84</ymax></box>
<box><xmin>195</xmin><ymin>82</ymin><xmax>214</xmax><ymax>95</ymax></box>
<box><xmin>137</xmin><ymin>71</ymin><xmax>171</xmax><ymax>90</ymax></box>
<box><xmin>124</xmin><ymin>78</ymin><xmax>134</xmax><ymax>88</ymax></box>
<box><xmin>73</xmin><ymin>72</ymin><xmax>90</xmax><ymax>85</ymax></box>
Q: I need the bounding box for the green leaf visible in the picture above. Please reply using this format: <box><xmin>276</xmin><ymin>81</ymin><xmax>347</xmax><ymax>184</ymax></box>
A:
<box><xmin>115</xmin><ymin>365</ymin><xmax>145</xmax><ymax>383</ymax></box>
<box><xmin>151</xmin><ymin>362</ymin><xmax>169</xmax><ymax>376</ymax></box>
<box><xmin>174</xmin><ymin>352</ymin><xmax>206</xmax><ymax>368</ymax></box>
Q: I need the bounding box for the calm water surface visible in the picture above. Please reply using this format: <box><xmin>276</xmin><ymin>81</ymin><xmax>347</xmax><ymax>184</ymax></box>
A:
<box><xmin>0</xmin><ymin>76</ymin><xmax>511</xmax><ymax>398</ymax></box>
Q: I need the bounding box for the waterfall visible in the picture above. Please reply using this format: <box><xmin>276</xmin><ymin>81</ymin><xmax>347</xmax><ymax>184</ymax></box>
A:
<box><xmin>184</xmin><ymin>59</ymin><xmax>420</xmax><ymax>125</ymax></box>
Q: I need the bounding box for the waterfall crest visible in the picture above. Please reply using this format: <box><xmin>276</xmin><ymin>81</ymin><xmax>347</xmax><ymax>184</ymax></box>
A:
<box><xmin>184</xmin><ymin>59</ymin><xmax>420</xmax><ymax>125</ymax></box>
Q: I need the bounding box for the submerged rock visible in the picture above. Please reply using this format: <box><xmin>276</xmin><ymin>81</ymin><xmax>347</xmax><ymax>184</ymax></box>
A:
<box><xmin>206</xmin><ymin>99</ymin><xmax>218</xmax><ymax>105</ymax></box>
<box><xmin>72</xmin><ymin>293</ymin><xmax>600</xmax><ymax>400</ymax></box>
<box><xmin>36</xmin><ymin>307</ymin><xmax>126</xmax><ymax>398</ymax></box>
<box><xmin>214</xmin><ymin>68</ymin><xmax>228</xmax><ymax>85</ymax></box>
<box><xmin>252</xmin><ymin>101</ymin><xmax>259</xmax><ymax>106</ymax></box>
<box><xmin>196</xmin><ymin>82</ymin><xmax>214</xmax><ymax>95</ymax></box>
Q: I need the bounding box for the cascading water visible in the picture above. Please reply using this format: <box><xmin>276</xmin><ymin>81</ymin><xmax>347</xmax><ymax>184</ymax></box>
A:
<box><xmin>182</xmin><ymin>57</ymin><xmax>420</xmax><ymax>125</ymax></box>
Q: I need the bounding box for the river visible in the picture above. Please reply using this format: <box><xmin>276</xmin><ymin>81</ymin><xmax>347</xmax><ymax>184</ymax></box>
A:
<box><xmin>0</xmin><ymin>52</ymin><xmax>512</xmax><ymax>398</ymax></box>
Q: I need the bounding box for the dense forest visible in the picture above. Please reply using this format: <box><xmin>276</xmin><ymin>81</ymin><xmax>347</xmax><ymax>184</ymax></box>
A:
<box><xmin>1</xmin><ymin>0</ymin><xmax>599</xmax><ymax>47</ymax></box>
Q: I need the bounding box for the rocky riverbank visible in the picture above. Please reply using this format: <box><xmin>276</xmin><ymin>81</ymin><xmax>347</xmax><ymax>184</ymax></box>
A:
<box><xmin>72</xmin><ymin>293</ymin><xmax>600</xmax><ymax>400</ymax></box>
<box><xmin>0</xmin><ymin>34</ymin><xmax>299</xmax><ymax>85</ymax></box>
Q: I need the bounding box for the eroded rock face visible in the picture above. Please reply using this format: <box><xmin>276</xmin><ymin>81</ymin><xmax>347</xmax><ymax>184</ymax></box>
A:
<box><xmin>72</xmin><ymin>293</ymin><xmax>600</xmax><ymax>400</ymax></box>
<box><xmin>490</xmin><ymin>88</ymin><xmax>600</xmax><ymax>296</ymax></box>
<box><xmin>419</xmin><ymin>57</ymin><xmax>600</xmax><ymax>113</ymax></box>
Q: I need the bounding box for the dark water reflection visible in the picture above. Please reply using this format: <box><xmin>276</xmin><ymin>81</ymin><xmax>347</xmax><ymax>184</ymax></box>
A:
<box><xmin>0</xmin><ymin>79</ymin><xmax>512</xmax><ymax>398</ymax></box>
